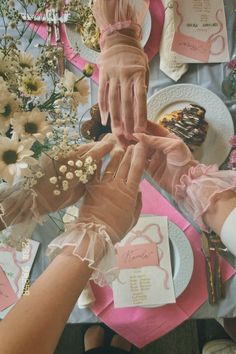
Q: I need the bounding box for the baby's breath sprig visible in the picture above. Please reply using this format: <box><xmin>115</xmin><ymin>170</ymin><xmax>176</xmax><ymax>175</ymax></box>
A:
<box><xmin>49</xmin><ymin>155</ymin><xmax>97</xmax><ymax>196</ymax></box>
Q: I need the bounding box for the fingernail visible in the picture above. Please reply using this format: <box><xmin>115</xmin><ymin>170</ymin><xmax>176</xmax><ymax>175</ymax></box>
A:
<box><xmin>101</xmin><ymin>111</ymin><xmax>109</xmax><ymax>125</ymax></box>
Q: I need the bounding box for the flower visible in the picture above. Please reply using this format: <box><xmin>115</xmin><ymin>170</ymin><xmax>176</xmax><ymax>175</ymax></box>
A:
<box><xmin>83</xmin><ymin>63</ymin><xmax>94</xmax><ymax>77</ymax></box>
<box><xmin>228</xmin><ymin>149</ymin><xmax>236</xmax><ymax>169</ymax></box>
<box><xmin>0</xmin><ymin>136</ymin><xmax>37</xmax><ymax>184</ymax></box>
<box><xmin>19</xmin><ymin>74</ymin><xmax>46</xmax><ymax>96</ymax></box>
<box><xmin>0</xmin><ymin>89</ymin><xmax>20</xmax><ymax>133</ymax></box>
<box><xmin>62</xmin><ymin>69</ymin><xmax>89</xmax><ymax>106</ymax></box>
<box><xmin>227</xmin><ymin>59</ymin><xmax>236</xmax><ymax>70</ymax></box>
<box><xmin>0</xmin><ymin>54</ymin><xmax>11</xmax><ymax>80</ymax></box>
<box><xmin>18</xmin><ymin>52</ymin><xmax>35</xmax><ymax>70</ymax></box>
<box><xmin>11</xmin><ymin>108</ymin><xmax>51</xmax><ymax>143</ymax></box>
<box><xmin>229</xmin><ymin>135</ymin><xmax>236</xmax><ymax>147</ymax></box>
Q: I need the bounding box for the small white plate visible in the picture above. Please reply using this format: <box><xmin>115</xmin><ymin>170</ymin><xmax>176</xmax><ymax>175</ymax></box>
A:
<box><xmin>65</xmin><ymin>9</ymin><xmax>152</xmax><ymax>64</ymax></box>
<box><xmin>168</xmin><ymin>221</ymin><xmax>193</xmax><ymax>298</ymax></box>
<box><xmin>147</xmin><ymin>84</ymin><xmax>234</xmax><ymax>166</ymax></box>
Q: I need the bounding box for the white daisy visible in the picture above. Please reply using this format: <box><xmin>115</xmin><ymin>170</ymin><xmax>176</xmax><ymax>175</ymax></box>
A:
<box><xmin>62</xmin><ymin>69</ymin><xmax>89</xmax><ymax>106</ymax></box>
<box><xmin>0</xmin><ymin>88</ymin><xmax>20</xmax><ymax>133</ymax></box>
<box><xmin>12</xmin><ymin>108</ymin><xmax>51</xmax><ymax>143</ymax></box>
<box><xmin>19</xmin><ymin>74</ymin><xmax>46</xmax><ymax>96</ymax></box>
<box><xmin>18</xmin><ymin>52</ymin><xmax>35</xmax><ymax>70</ymax></box>
<box><xmin>0</xmin><ymin>136</ymin><xmax>37</xmax><ymax>184</ymax></box>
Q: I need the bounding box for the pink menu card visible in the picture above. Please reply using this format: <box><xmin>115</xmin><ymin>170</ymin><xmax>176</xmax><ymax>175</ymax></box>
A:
<box><xmin>171</xmin><ymin>0</ymin><xmax>229</xmax><ymax>63</ymax></box>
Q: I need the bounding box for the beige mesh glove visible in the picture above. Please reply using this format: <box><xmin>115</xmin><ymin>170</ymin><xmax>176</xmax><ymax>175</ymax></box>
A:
<box><xmin>47</xmin><ymin>143</ymin><xmax>147</xmax><ymax>285</ymax></box>
<box><xmin>0</xmin><ymin>135</ymin><xmax>116</xmax><ymax>245</ymax></box>
<box><xmin>93</xmin><ymin>0</ymin><xmax>149</xmax><ymax>142</ymax></box>
<box><xmin>135</xmin><ymin>123</ymin><xmax>236</xmax><ymax>231</ymax></box>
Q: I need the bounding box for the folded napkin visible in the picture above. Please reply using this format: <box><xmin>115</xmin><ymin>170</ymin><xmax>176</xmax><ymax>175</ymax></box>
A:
<box><xmin>91</xmin><ymin>179</ymin><xmax>235</xmax><ymax>348</ymax></box>
<box><xmin>159</xmin><ymin>0</ymin><xmax>188</xmax><ymax>81</ymax></box>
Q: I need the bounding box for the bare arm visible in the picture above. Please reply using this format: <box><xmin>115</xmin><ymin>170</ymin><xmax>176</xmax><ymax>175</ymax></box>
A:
<box><xmin>203</xmin><ymin>190</ymin><xmax>236</xmax><ymax>236</ymax></box>
<box><xmin>0</xmin><ymin>247</ymin><xmax>92</xmax><ymax>354</ymax></box>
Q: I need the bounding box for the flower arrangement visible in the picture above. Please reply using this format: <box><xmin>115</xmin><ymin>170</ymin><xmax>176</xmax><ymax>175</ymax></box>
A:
<box><xmin>0</xmin><ymin>0</ymin><xmax>97</xmax><ymax>189</ymax></box>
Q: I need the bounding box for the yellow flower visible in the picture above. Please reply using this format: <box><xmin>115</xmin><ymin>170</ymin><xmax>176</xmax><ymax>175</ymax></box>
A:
<box><xmin>0</xmin><ymin>89</ymin><xmax>20</xmax><ymax>133</ymax></box>
<box><xmin>19</xmin><ymin>74</ymin><xmax>46</xmax><ymax>96</ymax></box>
<box><xmin>12</xmin><ymin>108</ymin><xmax>51</xmax><ymax>143</ymax></box>
<box><xmin>0</xmin><ymin>136</ymin><xmax>37</xmax><ymax>184</ymax></box>
<box><xmin>62</xmin><ymin>69</ymin><xmax>89</xmax><ymax>106</ymax></box>
<box><xmin>18</xmin><ymin>52</ymin><xmax>35</xmax><ymax>70</ymax></box>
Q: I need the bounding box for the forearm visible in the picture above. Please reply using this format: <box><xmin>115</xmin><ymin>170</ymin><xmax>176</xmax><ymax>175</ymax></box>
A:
<box><xmin>203</xmin><ymin>190</ymin><xmax>236</xmax><ymax>236</ymax></box>
<box><xmin>0</xmin><ymin>247</ymin><xmax>92</xmax><ymax>354</ymax></box>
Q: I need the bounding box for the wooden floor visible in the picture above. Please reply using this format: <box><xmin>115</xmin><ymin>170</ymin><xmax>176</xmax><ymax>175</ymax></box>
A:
<box><xmin>54</xmin><ymin>319</ymin><xmax>231</xmax><ymax>354</ymax></box>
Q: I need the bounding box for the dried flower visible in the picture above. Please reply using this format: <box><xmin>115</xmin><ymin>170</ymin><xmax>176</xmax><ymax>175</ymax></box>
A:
<box><xmin>12</xmin><ymin>108</ymin><xmax>51</xmax><ymax>143</ymax></box>
<box><xmin>0</xmin><ymin>89</ymin><xmax>20</xmax><ymax>133</ymax></box>
<box><xmin>19</xmin><ymin>74</ymin><xmax>46</xmax><ymax>96</ymax></box>
<box><xmin>0</xmin><ymin>136</ymin><xmax>37</xmax><ymax>184</ymax></box>
<box><xmin>61</xmin><ymin>69</ymin><xmax>89</xmax><ymax>106</ymax></box>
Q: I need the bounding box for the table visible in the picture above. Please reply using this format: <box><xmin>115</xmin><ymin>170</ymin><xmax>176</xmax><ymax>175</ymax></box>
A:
<box><xmin>1</xmin><ymin>0</ymin><xmax>236</xmax><ymax>324</ymax></box>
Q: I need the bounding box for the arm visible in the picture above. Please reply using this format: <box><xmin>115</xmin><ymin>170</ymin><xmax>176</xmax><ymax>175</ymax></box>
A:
<box><xmin>203</xmin><ymin>190</ymin><xmax>236</xmax><ymax>236</ymax></box>
<box><xmin>0</xmin><ymin>143</ymin><xmax>147</xmax><ymax>354</ymax></box>
<box><xmin>0</xmin><ymin>246</ymin><xmax>92</xmax><ymax>354</ymax></box>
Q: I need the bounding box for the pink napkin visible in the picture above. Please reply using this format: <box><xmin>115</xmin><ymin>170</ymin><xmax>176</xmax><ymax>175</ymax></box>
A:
<box><xmin>90</xmin><ymin>180</ymin><xmax>236</xmax><ymax>348</ymax></box>
<box><xmin>29</xmin><ymin>0</ymin><xmax>164</xmax><ymax>84</ymax></box>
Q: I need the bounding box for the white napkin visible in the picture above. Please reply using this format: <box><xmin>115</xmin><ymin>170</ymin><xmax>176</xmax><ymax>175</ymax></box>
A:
<box><xmin>159</xmin><ymin>0</ymin><xmax>188</xmax><ymax>81</ymax></box>
<box><xmin>77</xmin><ymin>282</ymin><xmax>96</xmax><ymax>309</ymax></box>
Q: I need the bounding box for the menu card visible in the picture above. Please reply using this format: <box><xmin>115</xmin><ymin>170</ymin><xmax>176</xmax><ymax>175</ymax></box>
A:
<box><xmin>0</xmin><ymin>239</ymin><xmax>39</xmax><ymax>318</ymax></box>
<box><xmin>0</xmin><ymin>266</ymin><xmax>18</xmax><ymax>311</ymax></box>
<box><xmin>171</xmin><ymin>0</ymin><xmax>229</xmax><ymax>63</ymax></box>
<box><xmin>112</xmin><ymin>216</ymin><xmax>176</xmax><ymax>308</ymax></box>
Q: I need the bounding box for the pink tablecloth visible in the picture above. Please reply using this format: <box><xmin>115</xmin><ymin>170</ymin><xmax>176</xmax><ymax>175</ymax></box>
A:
<box><xmin>29</xmin><ymin>0</ymin><xmax>165</xmax><ymax>84</ymax></box>
<box><xmin>90</xmin><ymin>180</ymin><xmax>236</xmax><ymax>348</ymax></box>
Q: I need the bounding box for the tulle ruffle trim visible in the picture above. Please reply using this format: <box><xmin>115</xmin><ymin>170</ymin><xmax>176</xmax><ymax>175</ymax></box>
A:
<box><xmin>47</xmin><ymin>222</ymin><xmax>118</xmax><ymax>287</ymax></box>
<box><xmin>175</xmin><ymin>164</ymin><xmax>236</xmax><ymax>231</ymax></box>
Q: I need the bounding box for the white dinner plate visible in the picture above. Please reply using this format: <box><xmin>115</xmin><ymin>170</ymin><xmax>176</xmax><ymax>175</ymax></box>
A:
<box><xmin>147</xmin><ymin>84</ymin><xmax>234</xmax><ymax>166</ymax></box>
<box><xmin>65</xmin><ymin>8</ymin><xmax>152</xmax><ymax>64</ymax></box>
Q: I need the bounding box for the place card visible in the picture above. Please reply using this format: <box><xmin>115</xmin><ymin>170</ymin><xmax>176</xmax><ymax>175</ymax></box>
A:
<box><xmin>0</xmin><ymin>266</ymin><xmax>18</xmax><ymax>311</ymax></box>
<box><xmin>112</xmin><ymin>216</ymin><xmax>176</xmax><ymax>308</ymax></box>
<box><xmin>0</xmin><ymin>239</ymin><xmax>39</xmax><ymax>318</ymax></box>
<box><xmin>171</xmin><ymin>0</ymin><xmax>229</xmax><ymax>63</ymax></box>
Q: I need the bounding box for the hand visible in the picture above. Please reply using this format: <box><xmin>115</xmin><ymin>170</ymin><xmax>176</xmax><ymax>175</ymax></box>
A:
<box><xmin>79</xmin><ymin>143</ymin><xmax>147</xmax><ymax>242</ymax></box>
<box><xmin>134</xmin><ymin>127</ymin><xmax>197</xmax><ymax>197</ymax></box>
<box><xmin>93</xmin><ymin>0</ymin><xmax>149</xmax><ymax>143</ymax></box>
<box><xmin>47</xmin><ymin>142</ymin><xmax>147</xmax><ymax>285</ymax></box>
<box><xmin>34</xmin><ymin>134</ymin><xmax>117</xmax><ymax>214</ymax></box>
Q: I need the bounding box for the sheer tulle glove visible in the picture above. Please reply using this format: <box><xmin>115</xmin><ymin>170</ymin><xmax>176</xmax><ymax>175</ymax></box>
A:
<box><xmin>135</xmin><ymin>125</ymin><xmax>236</xmax><ymax>231</ymax></box>
<box><xmin>0</xmin><ymin>135</ymin><xmax>116</xmax><ymax>232</ymax></box>
<box><xmin>47</xmin><ymin>143</ymin><xmax>147</xmax><ymax>285</ymax></box>
<box><xmin>93</xmin><ymin>0</ymin><xmax>149</xmax><ymax>141</ymax></box>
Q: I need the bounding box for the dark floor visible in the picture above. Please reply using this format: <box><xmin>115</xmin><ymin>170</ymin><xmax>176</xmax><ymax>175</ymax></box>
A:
<box><xmin>54</xmin><ymin>319</ymin><xmax>231</xmax><ymax>354</ymax></box>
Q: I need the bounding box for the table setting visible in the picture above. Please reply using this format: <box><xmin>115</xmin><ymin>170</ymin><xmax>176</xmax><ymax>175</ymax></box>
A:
<box><xmin>0</xmin><ymin>0</ymin><xmax>236</xmax><ymax>349</ymax></box>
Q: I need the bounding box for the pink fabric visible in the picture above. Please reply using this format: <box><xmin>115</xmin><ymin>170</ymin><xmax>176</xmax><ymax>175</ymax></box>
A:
<box><xmin>176</xmin><ymin>164</ymin><xmax>236</xmax><ymax>231</ymax></box>
<box><xmin>91</xmin><ymin>179</ymin><xmax>236</xmax><ymax>348</ymax></box>
<box><xmin>28</xmin><ymin>0</ymin><xmax>164</xmax><ymax>83</ymax></box>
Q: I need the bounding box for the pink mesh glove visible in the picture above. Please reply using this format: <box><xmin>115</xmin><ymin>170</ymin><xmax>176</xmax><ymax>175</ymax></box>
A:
<box><xmin>47</xmin><ymin>143</ymin><xmax>147</xmax><ymax>285</ymax></box>
<box><xmin>135</xmin><ymin>125</ymin><xmax>236</xmax><ymax>231</ymax></box>
<box><xmin>0</xmin><ymin>135</ymin><xmax>116</xmax><ymax>246</ymax></box>
<box><xmin>93</xmin><ymin>0</ymin><xmax>149</xmax><ymax>141</ymax></box>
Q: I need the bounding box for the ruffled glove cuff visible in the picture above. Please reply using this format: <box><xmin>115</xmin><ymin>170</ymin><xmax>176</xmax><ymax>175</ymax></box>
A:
<box><xmin>47</xmin><ymin>222</ymin><xmax>118</xmax><ymax>286</ymax></box>
<box><xmin>0</xmin><ymin>182</ymin><xmax>43</xmax><ymax>248</ymax></box>
<box><xmin>175</xmin><ymin>164</ymin><xmax>236</xmax><ymax>231</ymax></box>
